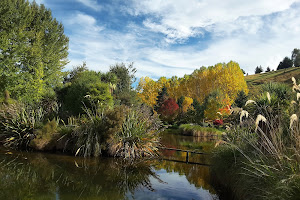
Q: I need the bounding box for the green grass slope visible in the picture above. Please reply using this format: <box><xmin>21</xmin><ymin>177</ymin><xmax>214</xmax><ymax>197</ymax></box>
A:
<box><xmin>245</xmin><ymin>67</ymin><xmax>300</xmax><ymax>96</ymax></box>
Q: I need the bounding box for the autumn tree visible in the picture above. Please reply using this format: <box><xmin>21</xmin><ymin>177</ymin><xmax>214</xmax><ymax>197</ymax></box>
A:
<box><xmin>0</xmin><ymin>0</ymin><xmax>69</xmax><ymax>102</ymax></box>
<box><xmin>158</xmin><ymin>98</ymin><xmax>179</xmax><ymax>122</ymax></box>
<box><xmin>137</xmin><ymin>77</ymin><xmax>159</xmax><ymax>107</ymax></box>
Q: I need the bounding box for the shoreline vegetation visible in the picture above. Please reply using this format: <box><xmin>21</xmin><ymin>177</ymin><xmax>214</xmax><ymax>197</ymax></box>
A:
<box><xmin>212</xmin><ymin>79</ymin><xmax>300</xmax><ymax>200</ymax></box>
<box><xmin>179</xmin><ymin>124</ymin><xmax>223</xmax><ymax>138</ymax></box>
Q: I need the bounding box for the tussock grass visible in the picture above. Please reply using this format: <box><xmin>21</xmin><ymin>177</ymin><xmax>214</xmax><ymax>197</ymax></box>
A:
<box><xmin>179</xmin><ymin>124</ymin><xmax>222</xmax><ymax>137</ymax></box>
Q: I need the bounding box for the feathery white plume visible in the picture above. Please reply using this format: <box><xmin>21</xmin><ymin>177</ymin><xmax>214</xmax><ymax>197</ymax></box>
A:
<box><xmin>290</xmin><ymin>114</ymin><xmax>298</xmax><ymax>128</ymax></box>
<box><xmin>266</xmin><ymin>92</ymin><xmax>271</xmax><ymax>103</ymax></box>
<box><xmin>292</xmin><ymin>77</ymin><xmax>296</xmax><ymax>85</ymax></box>
<box><xmin>245</xmin><ymin>100</ymin><xmax>256</xmax><ymax>106</ymax></box>
<box><xmin>240</xmin><ymin>110</ymin><xmax>249</xmax><ymax>123</ymax></box>
<box><xmin>255</xmin><ymin>114</ymin><xmax>267</xmax><ymax>130</ymax></box>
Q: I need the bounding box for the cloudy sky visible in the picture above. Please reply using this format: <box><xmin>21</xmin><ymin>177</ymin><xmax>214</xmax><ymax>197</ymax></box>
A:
<box><xmin>31</xmin><ymin>0</ymin><xmax>300</xmax><ymax>79</ymax></box>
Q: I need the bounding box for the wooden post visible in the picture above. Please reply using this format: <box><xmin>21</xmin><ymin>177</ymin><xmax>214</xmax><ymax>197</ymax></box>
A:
<box><xmin>186</xmin><ymin>151</ymin><xmax>189</xmax><ymax>163</ymax></box>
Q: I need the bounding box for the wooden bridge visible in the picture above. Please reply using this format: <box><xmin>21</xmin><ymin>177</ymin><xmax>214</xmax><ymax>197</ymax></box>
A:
<box><xmin>159</xmin><ymin>147</ymin><xmax>211</xmax><ymax>165</ymax></box>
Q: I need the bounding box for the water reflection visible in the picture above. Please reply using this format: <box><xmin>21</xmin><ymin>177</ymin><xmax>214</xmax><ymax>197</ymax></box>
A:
<box><xmin>0</xmin><ymin>132</ymin><xmax>219</xmax><ymax>200</ymax></box>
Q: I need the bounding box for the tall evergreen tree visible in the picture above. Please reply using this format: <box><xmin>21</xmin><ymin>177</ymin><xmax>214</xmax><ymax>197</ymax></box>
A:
<box><xmin>292</xmin><ymin>48</ymin><xmax>300</xmax><ymax>67</ymax></box>
<box><xmin>277</xmin><ymin>57</ymin><xmax>293</xmax><ymax>70</ymax></box>
<box><xmin>154</xmin><ymin>86</ymin><xmax>168</xmax><ymax>112</ymax></box>
<box><xmin>0</xmin><ymin>0</ymin><xmax>69</xmax><ymax>102</ymax></box>
<box><xmin>255</xmin><ymin>66</ymin><xmax>263</xmax><ymax>74</ymax></box>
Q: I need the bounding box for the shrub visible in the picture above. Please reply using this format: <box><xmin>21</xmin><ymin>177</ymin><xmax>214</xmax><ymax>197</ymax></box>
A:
<box><xmin>213</xmin><ymin>119</ymin><xmax>223</xmax><ymax>126</ymax></box>
<box><xmin>72</xmin><ymin>107</ymin><xmax>109</xmax><ymax>157</ymax></box>
<box><xmin>29</xmin><ymin>119</ymin><xmax>61</xmax><ymax>151</ymax></box>
<box><xmin>0</xmin><ymin>103</ymin><xmax>44</xmax><ymax>149</ymax></box>
<box><xmin>108</xmin><ymin>105</ymin><xmax>164</xmax><ymax>160</ymax></box>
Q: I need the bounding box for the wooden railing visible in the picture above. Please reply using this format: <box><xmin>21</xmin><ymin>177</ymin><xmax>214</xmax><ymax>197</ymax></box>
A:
<box><xmin>159</xmin><ymin>147</ymin><xmax>210</xmax><ymax>163</ymax></box>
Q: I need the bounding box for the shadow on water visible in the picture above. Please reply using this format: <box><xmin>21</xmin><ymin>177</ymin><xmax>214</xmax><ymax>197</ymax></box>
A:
<box><xmin>0</xmin><ymin>131</ymin><xmax>220</xmax><ymax>200</ymax></box>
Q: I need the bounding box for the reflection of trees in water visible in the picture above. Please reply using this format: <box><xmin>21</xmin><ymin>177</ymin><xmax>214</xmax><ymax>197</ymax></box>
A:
<box><xmin>153</xmin><ymin>160</ymin><xmax>217</xmax><ymax>194</ymax></box>
<box><xmin>157</xmin><ymin>132</ymin><xmax>217</xmax><ymax>194</ymax></box>
<box><xmin>0</xmin><ymin>152</ymin><xmax>160</xmax><ymax>200</ymax></box>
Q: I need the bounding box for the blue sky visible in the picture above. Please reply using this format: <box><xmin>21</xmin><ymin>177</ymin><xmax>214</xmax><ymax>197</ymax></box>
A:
<box><xmin>30</xmin><ymin>0</ymin><xmax>300</xmax><ymax>80</ymax></box>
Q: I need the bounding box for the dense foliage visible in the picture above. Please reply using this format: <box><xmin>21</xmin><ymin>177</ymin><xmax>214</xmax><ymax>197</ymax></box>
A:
<box><xmin>0</xmin><ymin>0</ymin><xmax>69</xmax><ymax>103</ymax></box>
<box><xmin>138</xmin><ymin>61</ymin><xmax>248</xmax><ymax>123</ymax></box>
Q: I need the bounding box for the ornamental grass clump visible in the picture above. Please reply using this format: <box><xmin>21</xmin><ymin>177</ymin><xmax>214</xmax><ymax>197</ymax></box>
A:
<box><xmin>108</xmin><ymin>105</ymin><xmax>164</xmax><ymax>160</ymax></box>
<box><xmin>212</xmin><ymin>78</ymin><xmax>300</xmax><ymax>200</ymax></box>
<box><xmin>0</xmin><ymin>103</ymin><xmax>44</xmax><ymax>149</ymax></box>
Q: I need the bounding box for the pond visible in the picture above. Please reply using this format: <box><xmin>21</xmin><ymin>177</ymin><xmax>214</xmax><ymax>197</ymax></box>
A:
<box><xmin>0</xmin><ymin>132</ymin><xmax>220</xmax><ymax>200</ymax></box>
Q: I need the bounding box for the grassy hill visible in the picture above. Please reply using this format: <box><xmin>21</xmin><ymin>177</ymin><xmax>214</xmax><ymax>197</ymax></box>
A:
<box><xmin>244</xmin><ymin>67</ymin><xmax>300</xmax><ymax>96</ymax></box>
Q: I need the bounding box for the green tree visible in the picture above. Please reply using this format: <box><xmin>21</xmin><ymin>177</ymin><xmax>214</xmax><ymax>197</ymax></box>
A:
<box><xmin>154</xmin><ymin>86</ymin><xmax>168</xmax><ymax>112</ymax></box>
<box><xmin>0</xmin><ymin>0</ymin><xmax>69</xmax><ymax>103</ymax></box>
<box><xmin>233</xmin><ymin>90</ymin><xmax>248</xmax><ymax>108</ymax></box>
<box><xmin>255</xmin><ymin>66</ymin><xmax>263</xmax><ymax>74</ymax></box>
<box><xmin>109</xmin><ymin>63</ymin><xmax>138</xmax><ymax>106</ymax></box>
<box><xmin>265</xmin><ymin>67</ymin><xmax>271</xmax><ymax>72</ymax></box>
<box><xmin>59</xmin><ymin>70</ymin><xmax>113</xmax><ymax>116</ymax></box>
<box><xmin>292</xmin><ymin>48</ymin><xmax>300</xmax><ymax>67</ymax></box>
<box><xmin>277</xmin><ymin>57</ymin><xmax>293</xmax><ymax>70</ymax></box>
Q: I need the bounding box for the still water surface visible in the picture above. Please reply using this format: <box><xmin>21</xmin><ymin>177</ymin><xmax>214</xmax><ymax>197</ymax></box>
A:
<box><xmin>0</xmin><ymin>132</ymin><xmax>219</xmax><ymax>200</ymax></box>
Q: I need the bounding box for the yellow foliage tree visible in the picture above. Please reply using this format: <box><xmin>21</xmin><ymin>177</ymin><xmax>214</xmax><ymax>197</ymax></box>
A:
<box><xmin>137</xmin><ymin>61</ymin><xmax>248</xmax><ymax>117</ymax></box>
<box><xmin>182</xmin><ymin>97</ymin><xmax>193</xmax><ymax>112</ymax></box>
<box><xmin>137</xmin><ymin>77</ymin><xmax>159</xmax><ymax>107</ymax></box>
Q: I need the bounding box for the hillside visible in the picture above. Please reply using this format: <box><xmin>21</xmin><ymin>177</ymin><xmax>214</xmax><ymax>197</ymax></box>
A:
<box><xmin>244</xmin><ymin>67</ymin><xmax>300</xmax><ymax>96</ymax></box>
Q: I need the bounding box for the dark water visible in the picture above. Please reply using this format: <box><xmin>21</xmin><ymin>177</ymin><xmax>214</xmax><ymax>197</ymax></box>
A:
<box><xmin>0</xmin><ymin>132</ymin><xmax>219</xmax><ymax>200</ymax></box>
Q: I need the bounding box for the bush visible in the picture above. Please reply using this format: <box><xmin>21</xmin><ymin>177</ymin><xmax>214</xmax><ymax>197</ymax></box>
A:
<box><xmin>0</xmin><ymin>103</ymin><xmax>44</xmax><ymax>149</ymax></box>
<box><xmin>108</xmin><ymin>105</ymin><xmax>164</xmax><ymax>160</ymax></box>
<box><xmin>29</xmin><ymin>119</ymin><xmax>61</xmax><ymax>151</ymax></box>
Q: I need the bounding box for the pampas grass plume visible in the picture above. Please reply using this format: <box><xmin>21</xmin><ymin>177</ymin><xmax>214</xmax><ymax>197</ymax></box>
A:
<box><xmin>292</xmin><ymin>77</ymin><xmax>296</xmax><ymax>85</ymax></box>
<box><xmin>255</xmin><ymin>114</ymin><xmax>267</xmax><ymax>130</ymax></box>
<box><xmin>240</xmin><ymin>110</ymin><xmax>249</xmax><ymax>123</ymax></box>
<box><xmin>245</xmin><ymin>100</ymin><xmax>256</xmax><ymax>106</ymax></box>
<box><xmin>267</xmin><ymin>92</ymin><xmax>271</xmax><ymax>103</ymax></box>
<box><xmin>290</xmin><ymin>114</ymin><xmax>298</xmax><ymax>128</ymax></box>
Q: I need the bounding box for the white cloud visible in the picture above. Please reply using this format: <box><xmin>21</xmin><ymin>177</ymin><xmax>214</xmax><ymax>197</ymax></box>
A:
<box><xmin>62</xmin><ymin>1</ymin><xmax>300</xmax><ymax>80</ymax></box>
<box><xmin>128</xmin><ymin>0</ymin><xmax>299</xmax><ymax>42</ymax></box>
<box><xmin>75</xmin><ymin>0</ymin><xmax>102</xmax><ymax>11</ymax></box>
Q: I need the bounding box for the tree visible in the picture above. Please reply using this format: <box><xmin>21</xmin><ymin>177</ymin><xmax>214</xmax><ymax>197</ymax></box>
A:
<box><xmin>59</xmin><ymin>70</ymin><xmax>113</xmax><ymax>116</ymax></box>
<box><xmin>277</xmin><ymin>57</ymin><xmax>293</xmax><ymax>70</ymax></box>
<box><xmin>158</xmin><ymin>98</ymin><xmax>179</xmax><ymax>122</ymax></box>
<box><xmin>109</xmin><ymin>63</ymin><xmax>137</xmax><ymax>105</ymax></box>
<box><xmin>0</xmin><ymin>0</ymin><xmax>69</xmax><ymax>102</ymax></box>
<box><xmin>233</xmin><ymin>90</ymin><xmax>248</xmax><ymax>108</ymax></box>
<box><xmin>255</xmin><ymin>66</ymin><xmax>263</xmax><ymax>74</ymax></box>
<box><xmin>154</xmin><ymin>86</ymin><xmax>168</xmax><ymax>112</ymax></box>
<box><xmin>292</xmin><ymin>48</ymin><xmax>300</xmax><ymax>67</ymax></box>
<box><xmin>265</xmin><ymin>67</ymin><xmax>271</xmax><ymax>72</ymax></box>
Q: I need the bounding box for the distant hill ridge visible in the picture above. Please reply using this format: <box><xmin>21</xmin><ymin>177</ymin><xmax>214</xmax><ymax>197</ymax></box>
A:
<box><xmin>244</xmin><ymin>67</ymin><xmax>300</xmax><ymax>96</ymax></box>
